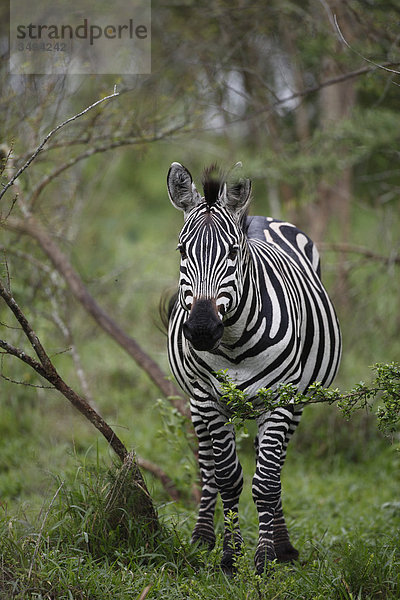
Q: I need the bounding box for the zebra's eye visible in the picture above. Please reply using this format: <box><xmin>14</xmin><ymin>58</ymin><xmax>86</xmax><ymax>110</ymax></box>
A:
<box><xmin>228</xmin><ymin>244</ymin><xmax>239</xmax><ymax>260</ymax></box>
<box><xmin>177</xmin><ymin>244</ymin><xmax>187</xmax><ymax>259</ymax></box>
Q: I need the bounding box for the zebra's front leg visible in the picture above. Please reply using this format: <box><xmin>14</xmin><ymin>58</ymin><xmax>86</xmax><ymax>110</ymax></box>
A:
<box><xmin>195</xmin><ymin>401</ymin><xmax>244</xmax><ymax>574</ymax></box>
<box><xmin>190</xmin><ymin>402</ymin><xmax>218</xmax><ymax>550</ymax></box>
<box><xmin>255</xmin><ymin>435</ymin><xmax>298</xmax><ymax>563</ymax></box>
<box><xmin>253</xmin><ymin>408</ymin><xmax>292</xmax><ymax>575</ymax></box>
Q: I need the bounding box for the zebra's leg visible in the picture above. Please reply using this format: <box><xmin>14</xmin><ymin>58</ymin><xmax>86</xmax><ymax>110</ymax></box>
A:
<box><xmin>194</xmin><ymin>400</ymin><xmax>244</xmax><ymax>573</ymax></box>
<box><xmin>190</xmin><ymin>401</ymin><xmax>218</xmax><ymax>550</ymax></box>
<box><xmin>253</xmin><ymin>406</ymin><xmax>296</xmax><ymax>575</ymax></box>
<box><xmin>273</xmin><ymin>406</ymin><xmax>303</xmax><ymax>563</ymax></box>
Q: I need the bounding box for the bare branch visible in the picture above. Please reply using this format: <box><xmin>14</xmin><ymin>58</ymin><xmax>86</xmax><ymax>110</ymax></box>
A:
<box><xmin>0</xmin><ymin>372</ymin><xmax>53</xmax><ymax>389</ymax></box>
<box><xmin>0</xmin><ymin>89</ymin><xmax>120</xmax><ymax>201</ymax></box>
<box><xmin>320</xmin><ymin>242</ymin><xmax>400</xmax><ymax>266</ymax></box>
<box><xmin>28</xmin><ymin>123</ymin><xmax>189</xmax><ymax>207</ymax></box>
<box><xmin>0</xmin><ymin>338</ymin><xmax>48</xmax><ymax>379</ymax></box>
<box><xmin>137</xmin><ymin>457</ymin><xmax>181</xmax><ymax>502</ymax></box>
<box><xmin>0</xmin><ymin>278</ymin><xmax>128</xmax><ymax>462</ymax></box>
<box><xmin>334</xmin><ymin>14</ymin><xmax>400</xmax><ymax>76</ymax></box>
<box><xmin>4</xmin><ymin>214</ymin><xmax>189</xmax><ymax>417</ymax></box>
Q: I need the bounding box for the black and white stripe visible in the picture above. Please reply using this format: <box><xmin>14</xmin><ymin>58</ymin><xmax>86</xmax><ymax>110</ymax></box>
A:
<box><xmin>166</xmin><ymin>163</ymin><xmax>341</xmax><ymax>574</ymax></box>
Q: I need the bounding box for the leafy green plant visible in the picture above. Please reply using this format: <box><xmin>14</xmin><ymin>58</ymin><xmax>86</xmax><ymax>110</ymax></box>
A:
<box><xmin>216</xmin><ymin>362</ymin><xmax>400</xmax><ymax>438</ymax></box>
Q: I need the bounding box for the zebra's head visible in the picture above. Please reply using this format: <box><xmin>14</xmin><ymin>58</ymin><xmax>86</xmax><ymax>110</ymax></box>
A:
<box><xmin>167</xmin><ymin>162</ymin><xmax>251</xmax><ymax>351</ymax></box>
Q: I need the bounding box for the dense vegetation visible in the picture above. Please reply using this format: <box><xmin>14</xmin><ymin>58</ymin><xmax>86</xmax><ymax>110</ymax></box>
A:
<box><xmin>1</xmin><ymin>0</ymin><xmax>400</xmax><ymax>598</ymax></box>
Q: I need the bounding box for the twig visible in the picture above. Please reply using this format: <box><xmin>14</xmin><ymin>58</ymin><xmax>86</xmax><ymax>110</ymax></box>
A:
<box><xmin>0</xmin><ymin>89</ymin><xmax>120</xmax><ymax>201</ymax></box>
<box><xmin>0</xmin><ymin>372</ymin><xmax>53</xmax><ymax>389</ymax></box>
<box><xmin>334</xmin><ymin>14</ymin><xmax>400</xmax><ymax>76</ymax></box>
<box><xmin>137</xmin><ymin>457</ymin><xmax>181</xmax><ymax>502</ymax></box>
<box><xmin>319</xmin><ymin>242</ymin><xmax>400</xmax><ymax>266</ymax></box>
<box><xmin>28</xmin><ymin>124</ymin><xmax>188</xmax><ymax>207</ymax></box>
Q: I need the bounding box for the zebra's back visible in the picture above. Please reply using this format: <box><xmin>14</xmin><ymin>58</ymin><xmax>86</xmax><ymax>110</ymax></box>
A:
<box><xmin>246</xmin><ymin>215</ymin><xmax>321</xmax><ymax>277</ymax></box>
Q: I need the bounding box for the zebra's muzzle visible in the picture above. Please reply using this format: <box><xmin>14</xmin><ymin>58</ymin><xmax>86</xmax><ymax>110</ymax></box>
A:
<box><xmin>183</xmin><ymin>298</ymin><xmax>224</xmax><ymax>351</ymax></box>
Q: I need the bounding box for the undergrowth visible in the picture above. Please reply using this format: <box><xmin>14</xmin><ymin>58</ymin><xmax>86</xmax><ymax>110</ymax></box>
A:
<box><xmin>0</xmin><ymin>451</ymin><xmax>399</xmax><ymax>600</ymax></box>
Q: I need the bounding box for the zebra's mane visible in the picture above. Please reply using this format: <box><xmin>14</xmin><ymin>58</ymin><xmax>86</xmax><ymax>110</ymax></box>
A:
<box><xmin>201</xmin><ymin>164</ymin><xmax>249</xmax><ymax>230</ymax></box>
<box><xmin>202</xmin><ymin>164</ymin><xmax>223</xmax><ymax>210</ymax></box>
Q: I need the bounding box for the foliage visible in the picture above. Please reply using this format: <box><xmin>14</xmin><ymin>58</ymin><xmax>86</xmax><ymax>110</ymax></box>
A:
<box><xmin>217</xmin><ymin>362</ymin><xmax>400</xmax><ymax>437</ymax></box>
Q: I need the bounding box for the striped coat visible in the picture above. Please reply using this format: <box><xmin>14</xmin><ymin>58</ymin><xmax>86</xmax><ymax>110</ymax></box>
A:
<box><xmin>166</xmin><ymin>163</ymin><xmax>341</xmax><ymax>574</ymax></box>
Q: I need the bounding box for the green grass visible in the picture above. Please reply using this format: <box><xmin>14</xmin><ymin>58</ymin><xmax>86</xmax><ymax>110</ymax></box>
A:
<box><xmin>1</xmin><ymin>440</ymin><xmax>399</xmax><ymax>599</ymax></box>
<box><xmin>0</xmin><ymin>378</ymin><xmax>399</xmax><ymax>599</ymax></box>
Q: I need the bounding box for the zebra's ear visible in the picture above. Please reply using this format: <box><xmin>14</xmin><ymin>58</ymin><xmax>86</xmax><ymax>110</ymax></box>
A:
<box><xmin>221</xmin><ymin>177</ymin><xmax>252</xmax><ymax>215</ymax></box>
<box><xmin>167</xmin><ymin>162</ymin><xmax>202</xmax><ymax>213</ymax></box>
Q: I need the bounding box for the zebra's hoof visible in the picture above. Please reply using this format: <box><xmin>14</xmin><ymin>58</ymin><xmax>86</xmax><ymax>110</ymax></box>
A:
<box><xmin>275</xmin><ymin>542</ymin><xmax>299</xmax><ymax>563</ymax></box>
<box><xmin>220</xmin><ymin>550</ymin><xmax>236</xmax><ymax>577</ymax></box>
<box><xmin>254</xmin><ymin>543</ymin><xmax>276</xmax><ymax>576</ymax></box>
<box><xmin>220</xmin><ymin>532</ymin><xmax>243</xmax><ymax>575</ymax></box>
<box><xmin>191</xmin><ymin>529</ymin><xmax>216</xmax><ymax>551</ymax></box>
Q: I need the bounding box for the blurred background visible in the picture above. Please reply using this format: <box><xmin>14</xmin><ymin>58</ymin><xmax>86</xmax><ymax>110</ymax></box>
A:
<box><xmin>0</xmin><ymin>0</ymin><xmax>399</xmax><ymax>511</ymax></box>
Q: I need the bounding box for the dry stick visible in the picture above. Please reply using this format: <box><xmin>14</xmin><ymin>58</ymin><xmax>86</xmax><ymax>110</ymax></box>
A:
<box><xmin>137</xmin><ymin>457</ymin><xmax>181</xmax><ymax>502</ymax></box>
<box><xmin>0</xmin><ymin>89</ymin><xmax>120</xmax><ymax>201</ymax></box>
<box><xmin>0</xmin><ymin>279</ymin><xmax>128</xmax><ymax>463</ymax></box>
<box><xmin>5</xmin><ymin>214</ymin><xmax>189</xmax><ymax>417</ymax></box>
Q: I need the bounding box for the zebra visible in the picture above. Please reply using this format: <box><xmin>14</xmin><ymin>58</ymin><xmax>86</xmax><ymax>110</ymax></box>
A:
<box><xmin>166</xmin><ymin>162</ymin><xmax>341</xmax><ymax>575</ymax></box>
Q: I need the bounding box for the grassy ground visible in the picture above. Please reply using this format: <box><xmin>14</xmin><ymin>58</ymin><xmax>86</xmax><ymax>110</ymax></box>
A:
<box><xmin>1</xmin><ymin>448</ymin><xmax>399</xmax><ymax>599</ymax></box>
<box><xmin>0</xmin><ymin>375</ymin><xmax>399</xmax><ymax>599</ymax></box>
